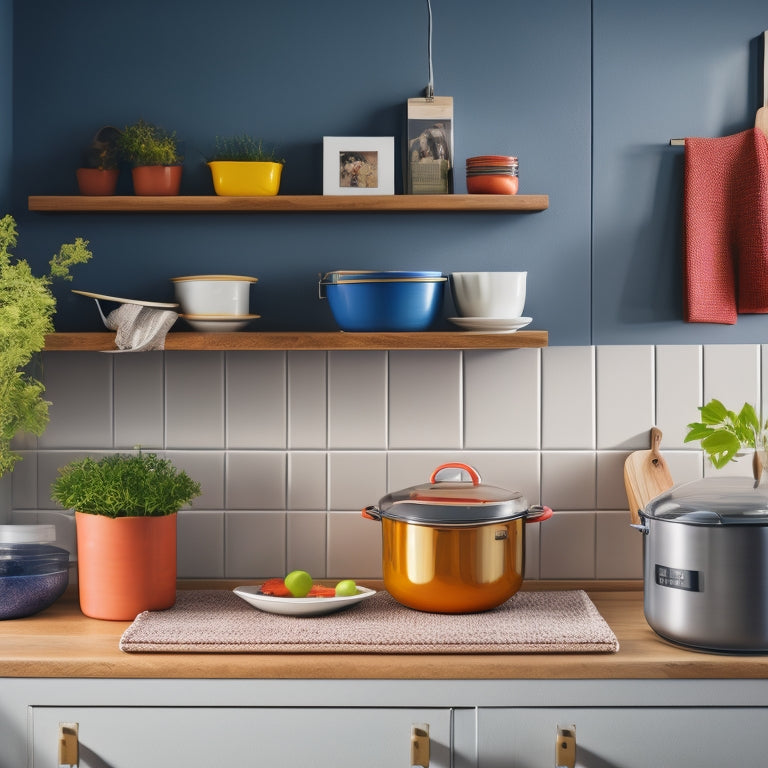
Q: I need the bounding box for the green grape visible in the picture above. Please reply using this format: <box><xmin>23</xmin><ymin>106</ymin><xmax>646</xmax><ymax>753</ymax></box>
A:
<box><xmin>284</xmin><ymin>570</ymin><xmax>313</xmax><ymax>597</ymax></box>
<box><xmin>335</xmin><ymin>579</ymin><xmax>358</xmax><ymax>597</ymax></box>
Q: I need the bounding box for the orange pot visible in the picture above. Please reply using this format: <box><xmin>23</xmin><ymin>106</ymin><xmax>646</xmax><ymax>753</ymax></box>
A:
<box><xmin>131</xmin><ymin>165</ymin><xmax>182</xmax><ymax>195</ymax></box>
<box><xmin>75</xmin><ymin>511</ymin><xmax>177</xmax><ymax>620</ymax></box>
<box><xmin>76</xmin><ymin>168</ymin><xmax>119</xmax><ymax>195</ymax></box>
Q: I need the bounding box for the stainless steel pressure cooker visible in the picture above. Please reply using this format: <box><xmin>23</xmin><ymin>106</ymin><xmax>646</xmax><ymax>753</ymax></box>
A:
<box><xmin>637</xmin><ymin>476</ymin><xmax>768</xmax><ymax>653</ymax></box>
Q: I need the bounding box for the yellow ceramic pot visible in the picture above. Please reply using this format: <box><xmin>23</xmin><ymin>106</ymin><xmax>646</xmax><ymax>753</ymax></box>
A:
<box><xmin>208</xmin><ymin>161</ymin><xmax>283</xmax><ymax>196</ymax></box>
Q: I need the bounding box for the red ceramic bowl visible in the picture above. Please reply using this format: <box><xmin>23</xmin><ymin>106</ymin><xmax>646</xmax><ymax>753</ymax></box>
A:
<box><xmin>466</xmin><ymin>174</ymin><xmax>519</xmax><ymax>194</ymax></box>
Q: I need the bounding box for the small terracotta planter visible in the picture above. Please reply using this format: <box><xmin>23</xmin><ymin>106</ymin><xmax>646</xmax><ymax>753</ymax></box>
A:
<box><xmin>76</xmin><ymin>168</ymin><xmax>119</xmax><ymax>195</ymax></box>
<box><xmin>75</xmin><ymin>511</ymin><xmax>177</xmax><ymax>620</ymax></box>
<box><xmin>131</xmin><ymin>165</ymin><xmax>183</xmax><ymax>195</ymax></box>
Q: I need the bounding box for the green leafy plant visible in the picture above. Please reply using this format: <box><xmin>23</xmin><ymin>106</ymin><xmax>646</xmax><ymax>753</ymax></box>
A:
<box><xmin>0</xmin><ymin>215</ymin><xmax>92</xmax><ymax>477</ymax></box>
<box><xmin>684</xmin><ymin>399</ymin><xmax>766</xmax><ymax>468</ymax></box>
<box><xmin>118</xmin><ymin>119</ymin><xmax>182</xmax><ymax>166</ymax></box>
<box><xmin>209</xmin><ymin>134</ymin><xmax>284</xmax><ymax>164</ymax></box>
<box><xmin>51</xmin><ymin>452</ymin><xmax>201</xmax><ymax>517</ymax></box>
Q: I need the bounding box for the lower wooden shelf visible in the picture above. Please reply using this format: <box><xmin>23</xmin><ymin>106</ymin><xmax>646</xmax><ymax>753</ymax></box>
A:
<box><xmin>43</xmin><ymin>330</ymin><xmax>548</xmax><ymax>351</ymax></box>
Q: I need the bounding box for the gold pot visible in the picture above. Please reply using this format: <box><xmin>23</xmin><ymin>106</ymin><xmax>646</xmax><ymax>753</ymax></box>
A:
<box><xmin>363</xmin><ymin>463</ymin><xmax>552</xmax><ymax>613</ymax></box>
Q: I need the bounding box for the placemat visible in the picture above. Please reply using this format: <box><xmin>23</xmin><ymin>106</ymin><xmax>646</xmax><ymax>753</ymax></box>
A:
<box><xmin>119</xmin><ymin>589</ymin><xmax>619</xmax><ymax>654</ymax></box>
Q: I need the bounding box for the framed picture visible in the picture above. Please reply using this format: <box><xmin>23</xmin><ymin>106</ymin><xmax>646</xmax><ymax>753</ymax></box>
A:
<box><xmin>323</xmin><ymin>136</ymin><xmax>395</xmax><ymax>195</ymax></box>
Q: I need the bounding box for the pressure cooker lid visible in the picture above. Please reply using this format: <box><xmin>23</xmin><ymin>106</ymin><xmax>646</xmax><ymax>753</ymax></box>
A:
<box><xmin>643</xmin><ymin>477</ymin><xmax>768</xmax><ymax>525</ymax></box>
<box><xmin>375</xmin><ymin>463</ymin><xmax>529</xmax><ymax>525</ymax></box>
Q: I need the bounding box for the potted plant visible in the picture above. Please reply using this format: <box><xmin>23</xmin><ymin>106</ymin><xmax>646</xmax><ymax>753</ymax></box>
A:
<box><xmin>207</xmin><ymin>134</ymin><xmax>284</xmax><ymax>196</ymax></box>
<box><xmin>76</xmin><ymin>126</ymin><xmax>122</xmax><ymax>195</ymax></box>
<box><xmin>51</xmin><ymin>451</ymin><xmax>201</xmax><ymax>620</ymax></box>
<box><xmin>118</xmin><ymin>119</ymin><xmax>183</xmax><ymax>195</ymax></box>
<box><xmin>685</xmin><ymin>399</ymin><xmax>768</xmax><ymax>475</ymax></box>
<box><xmin>0</xmin><ymin>215</ymin><xmax>92</xmax><ymax>480</ymax></box>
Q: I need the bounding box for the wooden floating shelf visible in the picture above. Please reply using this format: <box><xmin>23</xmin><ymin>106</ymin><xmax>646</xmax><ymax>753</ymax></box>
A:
<box><xmin>44</xmin><ymin>330</ymin><xmax>548</xmax><ymax>352</ymax></box>
<box><xmin>28</xmin><ymin>194</ymin><xmax>549</xmax><ymax>213</ymax></box>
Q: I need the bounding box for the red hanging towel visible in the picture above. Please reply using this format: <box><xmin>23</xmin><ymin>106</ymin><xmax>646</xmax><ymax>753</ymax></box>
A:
<box><xmin>683</xmin><ymin>128</ymin><xmax>768</xmax><ymax>323</ymax></box>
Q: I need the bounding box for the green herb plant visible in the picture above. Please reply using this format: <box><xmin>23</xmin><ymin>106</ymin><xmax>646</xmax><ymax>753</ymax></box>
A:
<box><xmin>51</xmin><ymin>452</ymin><xmax>201</xmax><ymax>517</ymax></box>
<box><xmin>209</xmin><ymin>134</ymin><xmax>284</xmax><ymax>164</ymax></box>
<box><xmin>0</xmin><ymin>215</ymin><xmax>92</xmax><ymax>477</ymax></box>
<box><xmin>118</xmin><ymin>119</ymin><xmax>182</xmax><ymax>166</ymax></box>
<box><xmin>684</xmin><ymin>399</ymin><xmax>766</xmax><ymax>468</ymax></box>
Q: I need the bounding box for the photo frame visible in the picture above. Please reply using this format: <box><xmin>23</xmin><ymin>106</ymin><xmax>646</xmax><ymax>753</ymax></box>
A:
<box><xmin>323</xmin><ymin>136</ymin><xmax>395</xmax><ymax>195</ymax></box>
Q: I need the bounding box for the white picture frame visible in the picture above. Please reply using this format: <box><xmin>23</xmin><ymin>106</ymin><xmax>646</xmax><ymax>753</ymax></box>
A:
<box><xmin>323</xmin><ymin>136</ymin><xmax>395</xmax><ymax>195</ymax></box>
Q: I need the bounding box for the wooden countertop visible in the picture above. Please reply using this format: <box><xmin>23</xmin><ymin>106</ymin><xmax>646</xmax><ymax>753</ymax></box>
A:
<box><xmin>2</xmin><ymin>581</ymin><xmax>768</xmax><ymax>680</ymax></box>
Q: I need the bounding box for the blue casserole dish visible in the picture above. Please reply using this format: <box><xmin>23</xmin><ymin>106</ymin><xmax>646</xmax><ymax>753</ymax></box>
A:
<box><xmin>319</xmin><ymin>271</ymin><xmax>446</xmax><ymax>332</ymax></box>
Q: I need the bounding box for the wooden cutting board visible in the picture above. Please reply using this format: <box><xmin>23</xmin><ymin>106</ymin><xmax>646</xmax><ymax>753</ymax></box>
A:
<box><xmin>624</xmin><ymin>427</ymin><xmax>674</xmax><ymax>525</ymax></box>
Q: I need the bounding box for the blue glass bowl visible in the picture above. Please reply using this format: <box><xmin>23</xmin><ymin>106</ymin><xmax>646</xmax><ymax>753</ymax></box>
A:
<box><xmin>0</xmin><ymin>543</ymin><xmax>70</xmax><ymax>619</ymax></box>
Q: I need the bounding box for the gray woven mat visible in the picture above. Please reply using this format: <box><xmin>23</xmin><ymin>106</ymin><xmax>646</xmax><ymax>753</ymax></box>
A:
<box><xmin>119</xmin><ymin>589</ymin><xmax>619</xmax><ymax>654</ymax></box>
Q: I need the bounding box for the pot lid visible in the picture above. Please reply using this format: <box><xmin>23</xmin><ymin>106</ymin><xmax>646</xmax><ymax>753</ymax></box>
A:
<box><xmin>642</xmin><ymin>477</ymin><xmax>768</xmax><ymax>525</ymax></box>
<box><xmin>373</xmin><ymin>463</ymin><xmax>529</xmax><ymax>525</ymax></box>
<box><xmin>320</xmin><ymin>270</ymin><xmax>445</xmax><ymax>284</ymax></box>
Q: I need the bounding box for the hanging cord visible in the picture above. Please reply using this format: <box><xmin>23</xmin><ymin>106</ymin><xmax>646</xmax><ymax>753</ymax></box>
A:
<box><xmin>425</xmin><ymin>0</ymin><xmax>434</xmax><ymax>99</ymax></box>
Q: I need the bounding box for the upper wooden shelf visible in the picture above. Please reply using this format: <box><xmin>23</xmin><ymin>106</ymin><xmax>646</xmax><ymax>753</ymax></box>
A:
<box><xmin>44</xmin><ymin>330</ymin><xmax>548</xmax><ymax>352</ymax></box>
<box><xmin>28</xmin><ymin>194</ymin><xmax>549</xmax><ymax>213</ymax></box>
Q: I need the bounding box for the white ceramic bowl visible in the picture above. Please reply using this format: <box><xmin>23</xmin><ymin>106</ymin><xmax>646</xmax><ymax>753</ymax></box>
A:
<box><xmin>450</xmin><ymin>271</ymin><xmax>527</xmax><ymax>319</ymax></box>
<box><xmin>171</xmin><ymin>275</ymin><xmax>257</xmax><ymax>316</ymax></box>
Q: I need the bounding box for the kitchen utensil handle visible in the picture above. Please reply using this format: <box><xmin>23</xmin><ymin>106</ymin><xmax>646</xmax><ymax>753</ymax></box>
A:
<box><xmin>526</xmin><ymin>505</ymin><xmax>553</xmax><ymax>523</ymax></box>
<box><xmin>58</xmin><ymin>722</ymin><xmax>79</xmax><ymax>767</ymax></box>
<box><xmin>555</xmin><ymin>724</ymin><xmax>576</xmax><ymax>768</ymax></box>
<box><xmin>410</xmin><ymin>722</ymin><xmax>430</xmax><ymax>767</ymax></box>
<box><xmin>361</xmin><ymin>505</ymin><xmax>382</xmax><ymax>521</ymax></box>
<box><xmin>429</xmin><ymin>462</ymin><xmax>481</xmax><ymax>485</ymax></box>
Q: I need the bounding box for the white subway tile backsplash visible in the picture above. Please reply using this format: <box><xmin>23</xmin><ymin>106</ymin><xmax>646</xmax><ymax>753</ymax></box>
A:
<box><xmin>328</xmin><ymin>351</ymin><xmax>387</xmax><ymax>449</ymax></box>
<box><xmin>14</xmin><ymin>343</ymin><xmax>765</xmax><ymax>581</ymax></box>
<box><xmin>655</xmin><ymin>345</ymin><xmax>702</xmax><ymax>448</ymax></box>
<box><xmin>327</xmin><ymin>511</ymin><xmax>383</xmax><ymax>579</ymax></box>
<box><xmin>40</xmin><ymin>352</ymin><xmax>113</xmax><ymax>448</ymax></box>
<box><xmin>595</xmin><ymin>510</ymin><xmax>642</xmax><ymax>579</ymax></box>
<box><xmin>177</xmin><ymin>510</ymin><xmax>224</xmax><ymax>578</ymax></box>
<box><xmin>596</xmin><ymin>346</ymin><xmax>654</xmax><ymax>449</ymax></box>
<box><xmin>389</xmin><ymin>350</ymin><xmax>461</xmax><ymax>449</ymax></box>
<box><xmin>287</xmin><ymin>512</ymin><xmax>327</xmax><ymax>575</ymax></box>
<box><xmin>114</xmin><ymin>352</ymin><xmax>164</xmax><ymax>449</ymax></box>
<box><xmin>226</xmin><ymin>351</ymin><xmax>286</xmax><ymax>449</ymax></box>
<box><xmin>165</xmin><ymin>352</ymin><xmax>225</xmax><ymax>448</ymax></box>
<box><xmin>226</xmin><ymin>452</ymin><xmax>286</xmax><ymax>510</ymax></box>
<box><xmin>225</xmin><ymin>510</ymin><xmax>286</xmax><ymax>578</ymax></box>
<box><xmin>541</xmin><ymin>451</ymin><xmax>596</xmax><ymax>511</ymax></box>
<box><xmin>542</xmin><ymin>346</ymin><xmax>595</xmax><ymax>449</ymax></box>
<box><xmin>540</xmin><ymin>510</ymin><xmax>596</xmax><ymax>579</ymax></box>
<box><xmin>328</xmin><ymin>451</ymin><xmax>386</xmax><ymax>511</ymax></box>
<box><xmin>703</xmin><ymin>344</ymin><xmax>760</xmax><ymax>408</ymax></box>
<box><xmin>288</xmin><ymin>351</ymin><xmax>327</xmax><ymax>449</ymax></box>
<box><xmin>464</xmin><ymin>349</ymin><xmax>540</xmax><ymax>449</ymax></box>
<box><xmin>287</xmin><ymin>452</ymin><xmax>326</xmax><ymax>510</ymax></box>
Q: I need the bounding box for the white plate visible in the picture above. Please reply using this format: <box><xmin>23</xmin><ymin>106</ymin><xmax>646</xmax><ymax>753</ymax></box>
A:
<box><xmin>448</xmin><ymin>316</ymin><xmax>532</xmax><ymax>333</ymax></box>
<box><xmin>181</xmin><ymin>314</ymin><xmax>260</xmax><ymax>332</ymax></box>
<box><xmin>72</xmin><ymin>289</ymin><xmax>179</xmax><ymax>309</ymax></box>
<box><xmin>233</xmin><ymin>584</ymin><xmax>376</xmax><ymax>616</ymax></box>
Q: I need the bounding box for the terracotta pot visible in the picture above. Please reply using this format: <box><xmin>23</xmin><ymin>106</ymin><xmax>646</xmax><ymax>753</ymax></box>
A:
<box><xmin>131</xmin><ymin>165</ymin><xmax>183</xmax><ymax>195</ymax></box>
<box><xmin>76</xmin><ymin>168</ymin><xmax>119</xmax><ymax>195</ymax></box>
<box><xmin>75</xmin><ymin>511</ymin><xmax>177</xmax><ymax>620</ymax></box>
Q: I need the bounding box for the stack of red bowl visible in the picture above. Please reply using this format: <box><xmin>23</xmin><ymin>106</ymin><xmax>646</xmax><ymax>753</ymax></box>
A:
<box><xmin>466</xmin><ymin>155</ymin><xmax>519</xmax><ymax>195</ymax></box>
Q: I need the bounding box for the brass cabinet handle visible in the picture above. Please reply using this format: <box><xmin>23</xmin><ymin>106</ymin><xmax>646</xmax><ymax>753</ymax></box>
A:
<box><xmin>555</xmin><ymin>724</ymin><xmax>576</xmax><ymax>768</ymax></box>
<box><xmin>58</xmin><ymin>722</ymin><xmax>79</xmax><ymax>767</ymax></box>
<box><xmin>411</xmin><ymin>722</ymin><xmax>430</xmax><ymax>767</ymax></box>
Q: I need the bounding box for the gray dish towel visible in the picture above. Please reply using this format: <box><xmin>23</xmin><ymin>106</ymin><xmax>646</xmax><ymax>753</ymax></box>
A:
<box><xmin>119</xmin><ymin>589</ymin><xmax>619</xmax><ymax>654</ymax></box>
<box><xmin>103</xmin><ymin>303</ymin><xmax>178</xmax><ymax>351</ymax></box>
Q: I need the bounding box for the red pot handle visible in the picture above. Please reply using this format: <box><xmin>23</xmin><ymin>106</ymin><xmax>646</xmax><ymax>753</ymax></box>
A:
<box><xmin>429</xmin><ymin>463</ymin><xmax>481</xmax><ymax>485</ymax></box>
<box><xmin>525</xmin><ymin>505</ymin><xmax>553</xmax><ymax>524</ymax></box>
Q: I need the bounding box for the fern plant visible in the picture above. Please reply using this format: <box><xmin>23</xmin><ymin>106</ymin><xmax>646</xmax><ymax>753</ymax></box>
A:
<box><xmin>118</xmin><ymin>119</ymin><xmax>182</xmax><ymax>166</ymax></box>
<box><xmin>0</xmin><ymin>215</ymin><xmax>92</xmax><ymax>477</ymax></box>
<box><xmin>51</xmin><ymin>452</ymin><xmax>201</xmax><ymax>517</ymax></box>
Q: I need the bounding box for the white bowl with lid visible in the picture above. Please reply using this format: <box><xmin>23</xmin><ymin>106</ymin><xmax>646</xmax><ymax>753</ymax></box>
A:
<box><xmin>171</xmin><ymin>275</ymin><xmax>257</xmax><ymax>316</ymax></box>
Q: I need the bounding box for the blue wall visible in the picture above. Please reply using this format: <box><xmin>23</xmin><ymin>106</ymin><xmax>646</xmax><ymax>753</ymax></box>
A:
<box><xmin>7</xmin><ymin>0</ymin><xmax>768</xmax><ymax>344</ymax></box>
<box><xmin>0</xmin><ymin>0</ymin><xmax>11</xmax><ymax>214</ymax></box>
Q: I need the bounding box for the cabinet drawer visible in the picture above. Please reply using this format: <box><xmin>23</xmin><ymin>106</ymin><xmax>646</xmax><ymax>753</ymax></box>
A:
<box><xmin>476</xmin><ymin>707</ymin><xmax>767</xmax><ymax>767</ymax></box>
<box><xmin>32</xmin><ymin>706</ymin><xmax>451</xmax><ymax>768</ymax></box>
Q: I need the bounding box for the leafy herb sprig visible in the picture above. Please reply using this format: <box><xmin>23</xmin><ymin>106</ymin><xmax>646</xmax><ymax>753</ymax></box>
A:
<box><xmin>684</xmin><ymin>399</ymin><xmax>765</xmax><ymax>468</ymax></box>
<box><xmin>51</xmin><ymin>452</ymin><xmax>201</xmax><ymax>517</ymax></box>
<box><xmin>209</xmin><ymin>134</ymin><xmax>284</xmax><ymax>164</ymax></box>
<box><xmin>0</xmin><ymin>215</ymin><xmax>92</xmax><ymax>476</ymax></box>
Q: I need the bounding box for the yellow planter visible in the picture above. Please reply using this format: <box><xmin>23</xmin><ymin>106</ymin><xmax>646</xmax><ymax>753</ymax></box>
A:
<box><xmin>208</xmin><ymin>160</ymin><xmax>283</xmax><ymax>196</ymax></box>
